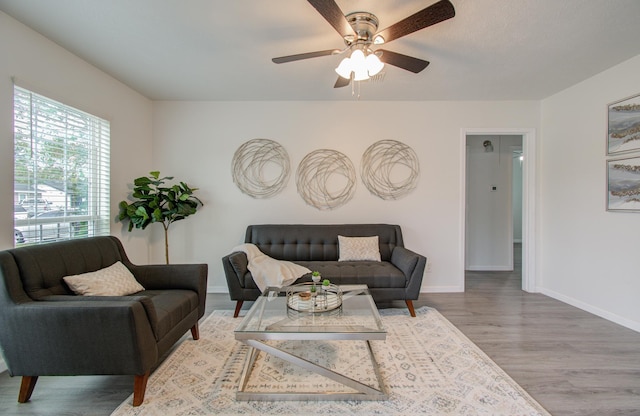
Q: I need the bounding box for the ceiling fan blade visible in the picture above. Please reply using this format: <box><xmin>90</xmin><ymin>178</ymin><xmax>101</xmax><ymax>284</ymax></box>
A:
<box><xmin>306</xmin><ymin>0</ymin><xmax>356</xmax><ymax>38</ymax></box>
<box><xmin>272</xmin><ymin>49</ymin><xmax>338</xmax><ymax>64</ymax></box>
<box><xmin>375</xmin><ymin>0</ymin><xmax>455</xmax><ymax>44</ymax></box>
<box><xmin>334</xmin><ymin>76</ymin><xmax>350</xmax><ymax>88</ymax></box>
<box><xmin>378</xmin><ymin>50</ymin><xmax>430</xmax><ymax>73</ymax></box>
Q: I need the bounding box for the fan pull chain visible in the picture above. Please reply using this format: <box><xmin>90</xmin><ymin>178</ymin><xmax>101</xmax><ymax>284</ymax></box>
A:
<box><xmin>351</xmin><ymin>79</ymin><xmax>362</xmax><ymax>99</ymax></box>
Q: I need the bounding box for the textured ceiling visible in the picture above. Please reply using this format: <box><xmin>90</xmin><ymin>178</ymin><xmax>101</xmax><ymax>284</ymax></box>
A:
<box><xmin>2</xmin><ymin>0</ymin><xmax>640</xmax><ymax>101</ymax></box>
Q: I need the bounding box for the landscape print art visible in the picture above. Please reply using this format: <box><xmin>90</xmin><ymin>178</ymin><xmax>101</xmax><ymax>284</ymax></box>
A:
<box><xmin>607</xmin><ymin>156</ymin><xmax>640</xmax><ymax>211</ymax></box>
<box><xmin>608</xmin><ymin>93</ymin><xmax>640</xmax><ymax>155</ymax></box>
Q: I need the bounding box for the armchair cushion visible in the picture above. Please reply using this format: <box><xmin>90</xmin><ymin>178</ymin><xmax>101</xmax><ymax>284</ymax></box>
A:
<box><xmin>63</xmin><ymin>261</ymin><xmax>144</xmax><ymax>296</ymax></box>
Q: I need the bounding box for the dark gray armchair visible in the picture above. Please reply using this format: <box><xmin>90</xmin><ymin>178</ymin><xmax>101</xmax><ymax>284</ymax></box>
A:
<box><xmin>0</xmin><ymin>236</ymin><xmax>208</xmax><ymax>406</ymax></box>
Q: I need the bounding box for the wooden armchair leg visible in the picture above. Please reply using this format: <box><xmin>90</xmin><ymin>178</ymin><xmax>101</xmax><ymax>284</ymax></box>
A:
<box><xmin>133</xmin><ymin>371</ymin><xmax>150</xmax><ymax>407</ymax></box>
<box><xmin>405</xmin><ymin>300</ymin><xmax>417</xmax><ymax>317</ymax></box>
<box><xmin>190</xmin><ymin>323</ymin><xmax>200</xmax><ymax>340</ymax></box>
<box><xmin>233</xmin><ymin>300</ymin><xmax>244</xmax><ymax>318</ymax></box>
<box><xmin>18</xmin><ymin>376</ymin><xmax>38</xmax><ymax>403</ymax></box>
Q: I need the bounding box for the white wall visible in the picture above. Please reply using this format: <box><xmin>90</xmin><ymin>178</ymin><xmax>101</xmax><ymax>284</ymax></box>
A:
<box><xmin>466</xmin><ymin>135</ymin><xmax>521</xmax><ymax>270</ymax></box>
<box><xmin>151</xmin><ymin>101</ymin><xmax>540</xmax><ymax>293</ymax></box>
<box><xmin>540</xmin><ymin>54</ymin><xmax>640</xmax><ymax>331</ymax></box>
<box><xmin>0</xmin><ymin>11</ymin><xmax>154</xmax><ymax>262</ymax></box>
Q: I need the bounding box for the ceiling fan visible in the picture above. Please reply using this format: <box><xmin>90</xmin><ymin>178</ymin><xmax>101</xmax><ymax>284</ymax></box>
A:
<box><xmin>272</xmin><ymin>0</ymin><xmax>456</xmax><ymax>88</ymax></box>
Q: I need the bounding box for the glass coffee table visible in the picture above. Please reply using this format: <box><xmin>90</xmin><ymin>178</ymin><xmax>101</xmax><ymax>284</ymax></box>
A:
<box><xmin>234</xmin><ymin>284</ymin><xmax>388</xmax><ymax>401</ymax></box>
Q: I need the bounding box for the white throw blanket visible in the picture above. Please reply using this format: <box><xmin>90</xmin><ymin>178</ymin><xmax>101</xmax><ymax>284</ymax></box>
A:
<box><xmin>232</xmin><ymin>243</ymin><xmax>311</xmax><ymax>293</ymax></box>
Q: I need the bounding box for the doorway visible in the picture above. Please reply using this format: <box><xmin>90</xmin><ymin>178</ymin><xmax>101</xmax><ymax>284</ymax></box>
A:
<box><xmin>460</xmin><ymin>128</ymin><xmax>536</xmax><ymax>293</ymax></box>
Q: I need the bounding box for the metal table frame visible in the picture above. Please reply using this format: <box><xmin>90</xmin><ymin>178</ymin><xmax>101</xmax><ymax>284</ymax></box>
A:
<box><xmin>234</xmin><ymin>285</ymin><xmax>388</xmax><ymax>401</ymax></box>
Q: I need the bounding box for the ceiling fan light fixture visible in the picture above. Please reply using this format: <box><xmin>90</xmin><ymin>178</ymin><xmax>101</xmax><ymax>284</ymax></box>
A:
<box><xmin>335</xmin><ymin>57</ymin><xmax>352</xmax><ymax>79</ymax></box>
<box><xmin>365</xmin><ymin>53</ymin><xmax>384</xmax><ymax>76</ymax></box>
<box><xmin>350</xmin><ymin>49</ymin><xmax>366</xmax><ymax>66</ymax></box>
<box><xmin>334</xmin><ymin>48</ymin><xmax>385</xmax><ymax>80</ymax></box>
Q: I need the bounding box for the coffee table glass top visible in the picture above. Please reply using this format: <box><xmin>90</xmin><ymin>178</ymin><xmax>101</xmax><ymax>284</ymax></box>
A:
<box><xmin>234</xmin><ymin>284</ymin><xmax>385</xmax><ymax>340</ymax></box>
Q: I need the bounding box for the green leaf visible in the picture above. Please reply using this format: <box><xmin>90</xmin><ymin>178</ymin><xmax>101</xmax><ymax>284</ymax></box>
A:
<box><xmin>135</xmin><ymin>206</ymin><xmax>149</xmax><ymax>220</ymax></box>
<box><xmin>150</xmin><ymin>171</ymin><xmax>160</xmax><ymax>179</ymax></box>
<box><xmin>134</xmin><ymin>176</ymin><xmax>152</xmax><ymax>186</ymax></box>
<box><xmin>152</xmin><ymin>207</ymin><xmax>163</xmax><ymax>222</ymax></box>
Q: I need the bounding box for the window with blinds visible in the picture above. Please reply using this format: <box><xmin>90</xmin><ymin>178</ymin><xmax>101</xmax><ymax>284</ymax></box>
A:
<box><xmin>13</xmin><ymin>85</ymin><xmax>110</xmax><ymax>246</ymax></box>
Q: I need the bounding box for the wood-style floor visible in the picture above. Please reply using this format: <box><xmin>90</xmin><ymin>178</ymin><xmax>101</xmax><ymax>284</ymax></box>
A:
<box><xmin>1</xmin><ymin>250</ymin><xmax>639</xmax><ymax>415</ymax></box>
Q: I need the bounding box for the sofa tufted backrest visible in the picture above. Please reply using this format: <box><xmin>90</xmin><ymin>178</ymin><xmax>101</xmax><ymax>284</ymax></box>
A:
<box><xmin>245</xmin><ymin>224</ymin><xmax>404</xmax><ymax>262</ymax></box>
<box><xmin>7</xmin><ymin>236</ymin><xmax>127</xmax><ymax>300</ymax></box>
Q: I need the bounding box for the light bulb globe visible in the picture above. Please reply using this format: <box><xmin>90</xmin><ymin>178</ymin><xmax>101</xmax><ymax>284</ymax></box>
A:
<box><xmin>335</xmin><ymin>57</ymin><xmax>352</xmax><ymax>79</ymax></box>
<box><xmin>366</xmin><ymin>54</ymin><xmax>384</xmax><ymax>76</ymax></box>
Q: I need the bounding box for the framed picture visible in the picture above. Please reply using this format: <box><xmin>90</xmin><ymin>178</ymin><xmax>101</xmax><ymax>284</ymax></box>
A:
<box><xmin>607</xmin><ymin>156</ymin><xmax>640</xmax><ymax>212</ymax></box>
<box><xmin>607</xmin><ymin>92</ymin><xmax>640</xmax><ymax>155</ymax></box>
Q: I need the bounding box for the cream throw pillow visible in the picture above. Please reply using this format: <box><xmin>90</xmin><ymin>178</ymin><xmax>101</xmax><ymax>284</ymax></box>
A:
<box><xmin>338</xmin><ymin>235</ymin><xmax>381</xmax><ymax>262</ymax></box>
<box><xmin>63</xmin><ymin>261</ymin><xmax>144</xmax><ymax>296</ymax></box>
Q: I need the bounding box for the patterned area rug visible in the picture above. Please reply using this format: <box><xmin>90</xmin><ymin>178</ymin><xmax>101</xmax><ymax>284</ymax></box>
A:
<box><xmin>111</xmin><ymin>307</ymin><xmax>550</xmax><ymax>416</ymax></box>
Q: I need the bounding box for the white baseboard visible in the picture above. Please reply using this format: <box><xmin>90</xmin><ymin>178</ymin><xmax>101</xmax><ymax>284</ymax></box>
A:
<box><xmin>540</xmin><ymin>287</ymin><xmax>640</xmax><ymax>333</ymax></box>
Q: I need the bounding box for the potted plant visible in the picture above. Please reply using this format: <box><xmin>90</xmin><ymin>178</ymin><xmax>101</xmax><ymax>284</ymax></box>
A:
<box><xmin>118</xmin><ymin>171</ymin><xmax>203</xmax><ymax>264</ymax></box>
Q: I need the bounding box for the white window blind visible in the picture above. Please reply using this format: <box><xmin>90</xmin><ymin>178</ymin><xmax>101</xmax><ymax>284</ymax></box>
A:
<box><xmin>13</xmin><ymin>86</ymin><xmax>110</xmax><ymax>246</ymax></box>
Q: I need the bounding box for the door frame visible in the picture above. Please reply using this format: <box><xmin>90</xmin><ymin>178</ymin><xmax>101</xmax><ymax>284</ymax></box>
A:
<box><xmin>460</xmin><ymin>128</ymin><xmax>537</xmax><ymax>292</ymax></box>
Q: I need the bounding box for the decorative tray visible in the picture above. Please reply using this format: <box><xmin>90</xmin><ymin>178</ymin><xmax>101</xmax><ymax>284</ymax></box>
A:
<box><xmin>286</xmin><ymin>282</ymin><xmax>342</xmax><ymax>313</ymax></box>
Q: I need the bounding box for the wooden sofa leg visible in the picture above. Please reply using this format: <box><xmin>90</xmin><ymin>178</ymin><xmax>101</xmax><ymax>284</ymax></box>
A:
<box><xmin>234</xmin><ymin>301</ymin><xmax>244</xmax><ymax>318</ymax></box>
<box><xmin>18</xmin><ymin>376</ymin><xmax>38</xmax><ymax>403</ymax></box>
<box><xmin>133</xmin><ymin>371</ymin><xmax>150</xmax><ymax>407</ymax></box>
<box><xmin>405</xmin><ymin>300</ymin><xmax>417</xmax><ymax>317</ymax></box>
<box><xmin>190</xmin><ymin>323</ymin><xmax>200</xmax><ymax>340</ymax></box>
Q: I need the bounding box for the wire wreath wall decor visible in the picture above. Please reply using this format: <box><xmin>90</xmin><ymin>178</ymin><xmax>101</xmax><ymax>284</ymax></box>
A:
<box><xmin>231</xmin><ymin>138</ymin><xmax>290</xmax><ymax>198</ymax></box>
<box><xmin>361</xmin><ymin>139</ymin><xmax>420</xmax><ymax>200</ymax></box>
<box><xmin>296</xmin><ymin>149</ymin><xmax>356</xmax><ymax>210</ymax></box>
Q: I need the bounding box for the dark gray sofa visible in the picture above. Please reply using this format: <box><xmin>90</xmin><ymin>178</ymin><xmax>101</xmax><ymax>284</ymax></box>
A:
<box><xmin>222</xmin><ymin>224</ymin><xmax>426</xmax><ymax>317</ymax></box>
<box><xmin>0</xmin><ymin>236</ymin><xmax>208</xmax><ymax>406</ymax></box>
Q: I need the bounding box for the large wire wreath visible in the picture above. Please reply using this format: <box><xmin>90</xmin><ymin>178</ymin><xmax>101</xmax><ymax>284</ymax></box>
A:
<box><xmin>296</xmin><ymin>149</ymin><xmax>356</xmax><ymax>210</ymax></box>
<box><xmin>361</xmin><ymin>140</ymin><xmax>420</xmax><ymax>200</ymax></box>
<box><xmin>231</xmin><ymin>138</ymin><xmax>290</xmax><ymax>198</ymax></box>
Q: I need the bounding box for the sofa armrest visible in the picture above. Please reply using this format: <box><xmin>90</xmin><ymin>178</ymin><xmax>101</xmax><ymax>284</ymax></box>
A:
<box><xmin>127</xmin><ymin>263</ymin><xmax>208</xmax><ymax>318</ymax></box>
<box><xmin>391</xmin><ymin>246</ymin><xmax>427</xmax><ymax>298</ymax></box>
<box><xmin>222</xmin><ymin>252</ymin><xmax>248</xmax><ymax>300</ymax></box>
<box><xmin>0</xmin><ymin>299</ymin><xmax>157</xmax><ymax>377</ymax></box>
